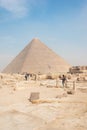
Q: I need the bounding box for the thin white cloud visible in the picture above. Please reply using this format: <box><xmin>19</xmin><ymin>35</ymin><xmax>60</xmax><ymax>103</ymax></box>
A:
<box><xmin>0</xmin><ymin>0</ymin><xmax>47</xmax><ymax>18</ymax></box>
<box><xmin>0</xmin><ymin>0</ymin><xmax>28</xmax><ymax>17</ymax></box>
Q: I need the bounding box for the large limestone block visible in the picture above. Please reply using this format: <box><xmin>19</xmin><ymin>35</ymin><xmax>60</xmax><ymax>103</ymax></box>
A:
<box><xmin>29</xmin><ymin>92</ymin><xmax>40</xmax><ymax>103</ymax></box>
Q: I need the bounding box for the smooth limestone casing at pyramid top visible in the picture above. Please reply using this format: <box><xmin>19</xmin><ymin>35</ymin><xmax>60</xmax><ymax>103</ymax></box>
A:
<box><xmin>2</xmin><ymin>38</ymin><xmax>71</xmax><ymax>74</ymax></box>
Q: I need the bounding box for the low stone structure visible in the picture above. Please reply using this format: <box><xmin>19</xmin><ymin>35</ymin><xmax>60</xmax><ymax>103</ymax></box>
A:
<box><xmin>69</xmin><ymin>66</ymin><xmax>87</xmax><ymax>74</ymax></box>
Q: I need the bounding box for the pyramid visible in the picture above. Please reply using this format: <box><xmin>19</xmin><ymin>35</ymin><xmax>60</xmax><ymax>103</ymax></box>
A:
<box><xmin>2</xmin><ymin>38</ymin><xmax>71</xmax><ymax>74</ymax></box>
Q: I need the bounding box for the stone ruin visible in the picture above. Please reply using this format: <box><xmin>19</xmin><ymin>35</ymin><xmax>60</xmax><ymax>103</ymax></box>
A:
<box><xmin>69</xmin><ymin>66</ymin><xmax>87</xmax><ymax>74</ymax></box>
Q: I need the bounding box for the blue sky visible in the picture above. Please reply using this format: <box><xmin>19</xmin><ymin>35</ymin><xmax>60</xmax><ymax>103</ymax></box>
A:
<box><xmin>0</xmin><ymin>0</ymin><xmax>87</xmax><ymax>71</ymax></box>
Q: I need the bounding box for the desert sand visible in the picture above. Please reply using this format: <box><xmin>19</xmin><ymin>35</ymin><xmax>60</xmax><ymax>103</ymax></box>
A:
<box><xmin>0</xmin><ymin>73</ymin><xmax>87</xmax><ymax>130</ymax></box>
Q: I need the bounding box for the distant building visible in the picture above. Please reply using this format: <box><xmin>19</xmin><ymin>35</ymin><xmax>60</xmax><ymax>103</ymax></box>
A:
<box><xmin>69</xmin><ymin>66</ymin><xmax>87</xmax><ymax>74</ymax></box>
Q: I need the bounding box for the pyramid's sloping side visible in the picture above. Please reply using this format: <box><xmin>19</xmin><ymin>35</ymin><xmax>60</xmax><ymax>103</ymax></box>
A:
<box><xmin>2</xmin><ymin>43</ymin><xmax>32</xmax><ymax>73</ymax></box>
<box><xmin>2</xmin><ymin>39</ymin><xmax>71</xmax><ymax>74</ymax></box>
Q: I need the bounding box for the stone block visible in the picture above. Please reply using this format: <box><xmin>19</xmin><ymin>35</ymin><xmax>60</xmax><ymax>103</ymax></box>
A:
<box><xmin>29</xmin><ymin>92</ymin><xmax>40</xmax><ymax>102</ymax></box>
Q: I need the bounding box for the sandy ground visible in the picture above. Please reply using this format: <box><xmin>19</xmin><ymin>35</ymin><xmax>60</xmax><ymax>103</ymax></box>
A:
<box><xmin>0</xmin><ymin>73</ymin><xmax>87</xmax><ymax>130</ymax></box>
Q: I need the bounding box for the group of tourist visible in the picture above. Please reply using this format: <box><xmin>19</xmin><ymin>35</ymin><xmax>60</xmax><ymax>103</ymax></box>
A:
<box><xmin>24</xmin><ymin>72</ymin><xmax>67</xmax><ymax>87</ymax></box>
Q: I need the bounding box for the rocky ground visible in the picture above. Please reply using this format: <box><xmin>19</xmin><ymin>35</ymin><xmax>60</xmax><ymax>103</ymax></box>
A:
<box><xmin>0</xmin><ymin>73</ymin><xmax>87</xmax><ymax>130</ymax></box>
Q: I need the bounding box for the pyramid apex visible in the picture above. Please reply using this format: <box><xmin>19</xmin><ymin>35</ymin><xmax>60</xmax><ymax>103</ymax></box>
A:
<box><xmin>32</xmin><ymin>38</ymin><xmax>39</xmax><ymax>41</ymax></box>
<box><xmin>30</xmin><ymin>38</ymin><xmax>41</xmax><ymax>45</ymax></box>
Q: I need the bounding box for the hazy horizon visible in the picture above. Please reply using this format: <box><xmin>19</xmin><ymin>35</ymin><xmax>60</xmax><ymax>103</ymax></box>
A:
<box><xmin>0</xmin><ymin>0</ymin><xmax>87</xmax><ymax>71</ymax></box>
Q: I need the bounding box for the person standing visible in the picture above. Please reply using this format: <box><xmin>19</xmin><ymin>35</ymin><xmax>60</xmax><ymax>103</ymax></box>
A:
<box><xmin>61</xmin><ymin>75</ymin><xmax>67</xmax><ymax>87</ymax></box>
<box><xmin>25</xmin><ymin>73</ymin><xmax>29</xmax><ymax>80</ymax></box>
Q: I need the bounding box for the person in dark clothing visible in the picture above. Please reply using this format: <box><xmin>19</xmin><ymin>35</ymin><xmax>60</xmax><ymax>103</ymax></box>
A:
<box><xmin>61</xmin><ymin>75</ymin><xmax>67</xmax><ymax>87</ymax></box>
<box><xmin>25</xmin><ymin>73</ymin><xmax>29</xmax><ymax>80</ymax></box>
